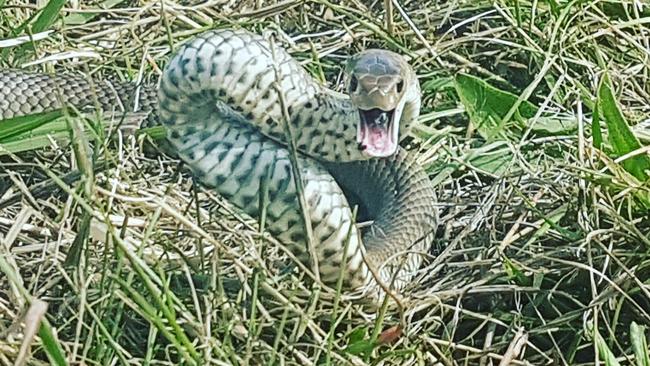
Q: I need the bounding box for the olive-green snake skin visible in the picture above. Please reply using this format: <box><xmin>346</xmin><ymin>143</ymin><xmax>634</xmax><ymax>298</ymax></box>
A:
<box><xmin>0</xmin><ymin>29</ymin><xmax>437</xmax><ymax>301</ymax></box>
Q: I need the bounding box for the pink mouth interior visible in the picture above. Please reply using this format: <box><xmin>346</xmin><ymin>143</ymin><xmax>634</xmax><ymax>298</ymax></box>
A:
<box><xmin>358</xmin><ymin>108</ymin><xmax>397</xmax><ymax>157</ymax></box>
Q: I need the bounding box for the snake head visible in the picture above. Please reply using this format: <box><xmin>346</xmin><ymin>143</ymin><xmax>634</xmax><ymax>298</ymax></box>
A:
<box><xmin>345</xmin><ymin>49</ymin><xmax>420</xmax><ymax>158</ymax></box>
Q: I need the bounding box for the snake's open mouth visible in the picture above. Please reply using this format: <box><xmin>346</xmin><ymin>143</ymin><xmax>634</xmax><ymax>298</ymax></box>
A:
<box><xmin>357</xmin><ymin>108</ymin><xmax>398</xmax><ymax>157</ymax></box>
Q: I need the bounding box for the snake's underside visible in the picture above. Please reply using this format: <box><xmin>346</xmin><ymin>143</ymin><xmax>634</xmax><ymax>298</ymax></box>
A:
<box><xmin>0</xmin><ymin>29</ymin><xmax>438</xmax><ymax>301</ymax></box>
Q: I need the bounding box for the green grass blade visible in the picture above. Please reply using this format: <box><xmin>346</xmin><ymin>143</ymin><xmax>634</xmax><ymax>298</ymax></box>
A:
<box><xmin>598</xmin><ymin>72</ymin><xmax>650</xmax><ymax>181</ymax></box>
<box><xmin>0</xmin><ymin>110</ymin><xmax>66</xmax><ymax>142</ymax></box>
<box><xmin>38</xmin><ymin>320</ymin><xmax>69</xmax><ymax>366</ymax></box>
<box><xmin>592</xmin><ymin>93</ymin><xmax>603</xmax><ymax>149</ymax></box>
<box><xmin>8</xmin><ymin>0</ymin><xmax>64</xmax><ymax>58</ymax></box>
<box><xmin>593</xmin><ymin>327</ymin><xmax>621</xmax><ymax>366</ymax></box>
<box><xmin>0</xmin><ymin>116</ymin><xmax>81</xmax><ymax>156</ymax></box>
<box><xmin>63</xmin><ymin>0</ymin><xmax>127</xmax><ymax>25</ymax></box>
<box><xmin>137</xmin><ymin>125</ymin><xmax>168</xmax><ymax>141</ymax></box>
<box><xmin>630</xmin><ymin>322</ymin><xmax>650</xmax><ymax>366</ymax></box>
<box><xmin>0</xmin><ymin>132</ymin><xmax>69</xmax><ymax>155</ymax></box>
<box><xmin>31</xmin><ymin>0</ymin><xmax>66</xmax><ymax>33</ymax></box>
<box><xmin>63</xmin><ymin>212</ymin><xmax>91</xmax><ymax>267</ymax></box>
<box><xmin>0</xmin><ymin>255</ymin><xmax>68</xmax><ymax>365</ymax></box>
<box><xmin>0</xmin><ymin>112</ymin><xmax>145</xmax><ymax>156</ymax></box>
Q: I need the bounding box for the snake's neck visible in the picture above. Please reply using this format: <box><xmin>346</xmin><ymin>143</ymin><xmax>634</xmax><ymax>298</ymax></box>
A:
<box><xmin>288</xmin><ymin>90</ymin><xmax>366</xmax><ymax>161</ymax></box>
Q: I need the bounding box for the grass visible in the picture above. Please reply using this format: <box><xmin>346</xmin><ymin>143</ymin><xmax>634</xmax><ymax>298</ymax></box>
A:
<box><xmin>1</xmin><ymin>0</ymin><xmax>650</xmax><ymax>365</ymax></box>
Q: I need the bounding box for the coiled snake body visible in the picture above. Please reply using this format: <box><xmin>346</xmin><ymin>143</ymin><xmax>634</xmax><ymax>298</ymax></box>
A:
<box><xmin>0</xmin><ymin>29</ymin><xmax>437</xmax><ymax>300</ymax></box>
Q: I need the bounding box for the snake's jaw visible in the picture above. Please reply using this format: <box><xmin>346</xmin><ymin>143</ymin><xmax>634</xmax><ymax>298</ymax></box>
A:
<box><xmin>356</xmin><ymin>106</ymin><xmax>401</xmax><ymax>157</ymax></box>
<box><xmin>349</xmin><ymin>73</ymin><xmax>406</xmax><ymax>158</ymax></box>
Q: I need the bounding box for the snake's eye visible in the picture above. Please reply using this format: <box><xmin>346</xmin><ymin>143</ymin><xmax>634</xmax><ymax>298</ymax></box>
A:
<box><xmin>349</xmin><ymin>75</ymin><xmax>359</xmax><ymax>93</ymax></box>
<box><xmin>396</xmin><ymin>80</ymin><xmax>404</xmax><ymax>93</ymax></box>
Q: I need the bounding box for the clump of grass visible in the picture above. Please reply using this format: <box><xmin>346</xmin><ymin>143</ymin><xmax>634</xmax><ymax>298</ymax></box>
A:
<box><xmin>1</xmin><ymin>1</ymin><xmax>650</xmax><ymax>365</ymax></box>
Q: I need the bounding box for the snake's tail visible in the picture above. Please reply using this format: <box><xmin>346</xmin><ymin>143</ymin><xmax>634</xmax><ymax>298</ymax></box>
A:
<box><xmin>0</xmin><ymin>70</ymin><xmax>158</xmax><ymax>129</ymax></box>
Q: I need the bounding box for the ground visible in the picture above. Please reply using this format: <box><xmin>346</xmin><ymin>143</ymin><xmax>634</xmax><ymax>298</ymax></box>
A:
<box><xmin>0</xmin><ymin>1</ymin><xmax>649</xmax><ymax>365</ymax></box>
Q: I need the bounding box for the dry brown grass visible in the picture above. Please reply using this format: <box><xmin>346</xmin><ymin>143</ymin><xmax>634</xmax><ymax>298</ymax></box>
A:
<box><xmin>1</xmin><ymin>1</ymin><xmax>650</xmax><ymax>365</ymax></box>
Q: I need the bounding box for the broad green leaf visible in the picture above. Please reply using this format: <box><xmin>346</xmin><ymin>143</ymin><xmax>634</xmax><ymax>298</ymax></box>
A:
<box><xmin>454</xmin><ymin>73</ymin><xmax>536</xmax><ymax>140</ymax></box>
<box><xmin>343</xmin><ymin>326</ymin><xmax>375</xmax><ymax>356</ymax></box>
<box><xmin>428</xmin><ymin>165</ymin><xmax>456</xmax><ymax>188</ymax></box>
<box><xmin>344</xmin><ymin>339</ymin><xmax>376</xmax><ymax>356</ymax></box>
<box><xmin>348</xmin><ymin>326</ymin><xmax>368</xmax><ymax>344</ymax></box>
<box><xmin>466</xmin><ymin>141</ymin><xmax>514</xmax><ymax>176</ymax></box>
<box><xmin>468</xmin><ymin>148</ymin><xmax>513</xmax><ymax>176</ymax></box>
<box><xmin>631</xmin><ymin>322</ymin><xmax>650</xmax><ymax>366</ymax></box>
<box><xmin>598</xmin><ymin>73</ymin><xmax>650</xmax><ymax>181</ymax></box>
<box><xmin>529</xmin><ymin>115</ymin><xmax>577</xmax><ymax>135</ymax></box>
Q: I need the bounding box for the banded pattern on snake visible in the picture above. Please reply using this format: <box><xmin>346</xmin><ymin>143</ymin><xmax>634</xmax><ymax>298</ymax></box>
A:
<box><xmin>0</xmin><ymin>28</ymin><xmax>438</xmax><ymax>301</ymax></box>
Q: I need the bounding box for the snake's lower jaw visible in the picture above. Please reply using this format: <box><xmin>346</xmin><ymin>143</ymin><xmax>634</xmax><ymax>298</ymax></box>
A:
<box><xmin>357</xmin><ymin>108</ymin><xmax>399</xmax><ymax>157</ymax></box>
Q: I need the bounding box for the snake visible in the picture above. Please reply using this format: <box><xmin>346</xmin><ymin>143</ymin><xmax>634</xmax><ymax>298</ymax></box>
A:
<box><xmin>0</xmin><ymin>28</ymin><xmax>437</xmax><ymax>301</ymax></box>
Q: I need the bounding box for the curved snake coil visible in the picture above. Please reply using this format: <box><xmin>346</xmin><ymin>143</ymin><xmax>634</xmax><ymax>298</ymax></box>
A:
<box><xmin>0</xmin><ymin>28</ymin><xmax>438</xmax><ymax>301</ymax></box>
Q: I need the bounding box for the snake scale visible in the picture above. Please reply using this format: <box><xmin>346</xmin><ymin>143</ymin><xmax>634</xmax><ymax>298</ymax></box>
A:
<box><xmin>0</xmin><ymin>28</ymin><xmax>437</xmax><ymax>301</ymax></box>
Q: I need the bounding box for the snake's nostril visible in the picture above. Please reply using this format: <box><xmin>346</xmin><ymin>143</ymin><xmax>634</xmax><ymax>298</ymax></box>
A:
<box><xmin>396</xmin><ymin>80</ymin><xmax>404</xmax><ymax>93</ymax></box>
<box><xmin>349</xmin><ymin>75</ymin><xmax>359</xmax><ymax>93</ymax></box>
